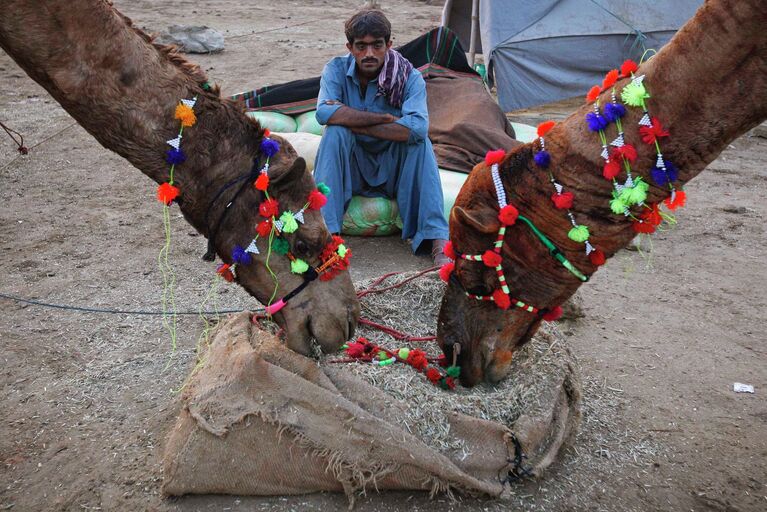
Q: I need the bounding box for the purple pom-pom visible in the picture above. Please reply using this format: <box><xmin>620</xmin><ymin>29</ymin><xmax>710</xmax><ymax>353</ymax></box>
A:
<box><xmin>603</xmin><ymin>102</ymin><xmax>626</xmax><ymax>122</ymax></box>
<box><xmin>260</xmin><ymin>138</ymin><xmax>280</xmax><ymax>158</ymax></box>
<box><xmin>663</xmin><ymin>159</ymin><xmax>678</xmax><ymax>182</ymax></box>
<box><xmin>651</xmin><ymin>166</ymin><xmax>669</xmax><ymax>186</ymax></box>
<box><xmin>165</xmin><ymin>148</ymin><xmax>186</xmax><ymax>165</ymax></box>
<box><xmin>534</xmin><ymin>150</ymin><xmax>551</xmax><ymax>168</ymax></box>
<box><xmin>585</xmin><ymin>112</ymin><xmax>608</xmax><ymax>132</ymax></box>
<box><xmin>231</xmin><ymin>245</ymin><xmax>252</xmax><ymax>265</ymax></box>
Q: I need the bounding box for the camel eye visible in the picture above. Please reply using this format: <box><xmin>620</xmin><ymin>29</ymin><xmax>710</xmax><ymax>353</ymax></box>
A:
<box><xmin>294</xmin><ymin>238</ymin><xmax>309</xmax><ymax>258</ymax></box>
<box><xmin>467</xmin><ymin>284</ymin><xmax>493</xmax><ymax>297</ymax></box>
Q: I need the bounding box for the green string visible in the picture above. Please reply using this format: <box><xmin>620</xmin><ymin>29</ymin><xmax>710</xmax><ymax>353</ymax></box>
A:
<box><xmin>517</xmin><ymin>215</ymin><xmax>589</xmax><ymax>282</ymax></box>
<box><xmin>158</xmin><ymin>204</ymin><xmax>178</xmax><ymax>354</ymax></box>
<box><xmin>265</xmin><ymin>226</ymin><xmax>280</xmax><ymax>307</ymax></box>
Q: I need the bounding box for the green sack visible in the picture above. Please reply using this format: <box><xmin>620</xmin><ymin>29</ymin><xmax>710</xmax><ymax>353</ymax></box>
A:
<box><xmin>342</xmin><ymin>196</ymin><xmax>403</xmax><ymax>236</ymax></box>
<box><xmin>509</xmin><ymin>122</ymin><xmax>537</xmax><ymax>143</ymax></box>
<box><xmin>295</xmin><ymin>110</ymin><xmax>324</xmax><ymax>135</ymax></box>
<box><xmin>245</xmin><ymin>111</ymin><xmax>297</xmax><ymax>133</ymax></box>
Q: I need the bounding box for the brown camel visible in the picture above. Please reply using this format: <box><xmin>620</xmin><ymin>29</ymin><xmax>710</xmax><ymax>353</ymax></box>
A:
<box><xmin>438</xmin><ymin>0</ymin><xmax>767</xmax><ymax>386</ymax></box>
<box><xmin>0</xmin><ymin>0</ymin><xmax>360</xmax><ymax>355</ymax></box>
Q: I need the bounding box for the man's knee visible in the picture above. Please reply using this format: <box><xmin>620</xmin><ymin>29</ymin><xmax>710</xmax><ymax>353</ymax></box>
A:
<box><xmin>321</xmin><ymin>125</ymin><xmax>354</xmax><ymax>147</ymax></box>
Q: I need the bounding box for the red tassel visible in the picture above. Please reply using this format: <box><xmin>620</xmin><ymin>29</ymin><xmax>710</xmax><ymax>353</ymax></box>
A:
<box><xmin>482</xmin><ymin>250</ymin><xmax>503</xmax><ymax>268</ymax></box>
<box><xmin>603</xmin><ymin>159</ymin><xmax>621</xmax><ymax>180</ymax></box>
<box><xmin>551</xmin><ymin>191</ymin><xmax>574</xmax><ymax>209</ymax></box>
<box><xmin>425</xmin><ymin>367</ymin><xmax>442</xmax><ymax>383</ymax></box>
<box><xmin>346</xmin><ymin>341</ymin><xmax>366</xmax><ymax>358</ymax></box>
<box><xmin>485</xmin><ymin>149</ymin><xmax>506</xmax><ymax>166</ymax></box>
<box><xmin>589</xmin><ymin>248</ymin><xmax>606</xmax><ymax>266</ymax></box>
<box><xmin>259</xmin><ymin>198</ymin><xmax>279</xmax><ymax>218</ymax></box>
<box><xmin>537</xmin><ymin>121</ymin><xmax>556</xmax><ymax>137</ymax></box>
<box><xmin>640</xmin><ymin>203</ymin><xmax>663</xmax><ymax>226</ymax></box>
<box><xmin>157</xmin><ymin>183</ymin><xmax>180</xmax><ymax>205</ymax></box>
<box><xmin>586</xmin><ymin>85</ymin><xmax>601</xmax><ymax>103</ymax></box>
<box><xmin>256</xmin><ymin>219</ymin><xmax>272</xmax><ymax>237</ymax></box>
<box><xmin>307</xmin><ymin>190</ymin><xmax>327</xmax><ymax>210</ymax></box>
<box><xmin>602</xmin><ymin>69</ymin><xmax>619</xmax><ymax>89</ymax></box>
<box><xmin>443</xmin><ymin>240</ymin><xmax>456</xmax><ymax>260</ymax></box>
<box><xmin>639</xmin><ymin>118</ymin><xmax>670</xmax><ymax>144</ymax></box>
<box><xmin>216</xmin><ymin>263</ymin><xmax>235</xmax><ymax>282</ymax></box>
<box><xmin>498</xmin><ymin>204</ymin><xmax>519</xmax><ymax>226</ymax></box>
<box><xmin>621</xmin><ymin>59</ymin><xmax>638</xmax><ymax>77</ymax></box>
<box><xmin>492</xmin><ymin>289</ymin><xmax>511</xmax><ymax>310</ymax></box>
<box><xmin>664</xmin><ymin>190</ymin><xmax>687</xmax><ymax>210</ymax></box>
<box><xmin>407</xmin><ymin>350</ymin><xmax>429</xmax><ymax>370</ymax></box>
<box><xmin>612</xmin><ymin>144</ymin><xmax>637</xmax><ymax>163</ymax></box>
<box><xmin>542</xmin><ymin>305</ymin><xmax>563</xmax><ymax>321</ymax></box>
<box><xmin>632</xmin><ymin>220</ymin><xmax>656</xmax><ymax>234</ymax></box>
<box><xmin>439</xmin><ymin>262</ymin><xmax>454</xmax><ymax>282</ymax></box>
<box><xmin>254</xmin><ymin>173</ymin><xmax>269</xmax><ymax>191</ymax></box>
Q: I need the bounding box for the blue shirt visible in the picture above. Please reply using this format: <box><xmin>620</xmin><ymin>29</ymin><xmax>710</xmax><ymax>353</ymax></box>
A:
<box><xmin>315</xmin><ymin>54</ymin><xmax>429</xmax><ymax>145</ymax></box>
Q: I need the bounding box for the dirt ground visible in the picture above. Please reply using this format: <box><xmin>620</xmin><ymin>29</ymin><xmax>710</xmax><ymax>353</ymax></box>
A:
<box><xmin>1</xmin><ymin>1</ymin><xmax>765</xmax><ymax>511</ymax></box>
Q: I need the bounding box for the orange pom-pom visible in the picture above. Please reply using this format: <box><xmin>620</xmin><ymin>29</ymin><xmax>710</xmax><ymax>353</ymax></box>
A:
<box><xmin>254</xmin><ymin>173</ymin><xmax>270</xmax><ymax>191</ymax></box>
<box><xmin>443</xmin><ymin>240</ymin><xmax>456</xmax><ymax>260</ymax></box>
<box><xmin>492</xmin><ymin>289</ymin><xmax>511</xmax><ymax>310</ymax></box>
<box><xmin>537</xmin><ymin>121</ymin><xmax>556</xmax><ymax>137</ymax></box>
<box><xmin>174</xmin><ymin>104</ymin><xmax>196</xmax><ymax>127</ymax></box>
<box><xmin>157</xmin><ymin>182</ymin><xmax>180</xmax><ymax>205</ymax></box>
<box><xmin>589</xmin><ymin>248</ymin><xmax>606</xmax><ymax>266</ymax></box>
<box><xmin>482</xmin><ymin>250</ymin><xmax>503</xmax><ymax>268</ymax></box>
<box><xmin>586</xmin><ymin>85</ymin><xmax>601</xmax><ymax>103</ymax></box>
<box><xmin>439</xmin><ymin>262</ymin><xmax>454</xmax><ymax>282</ymax></box>
<box><xmin>664</xmin><ymin>190</ymin><xmax>687</xmax><ymax>210</ymax></box>
<box><xmin>498</xmin><ymin>204</ymin><xmax>519</xmax><ymax>225</ymax></box>
<box><xmin>602</xmin><ymin>69</ymin><xmax>619</xmax><ymax>89</ymax></box>
<box><xmin>620</xmin><ymin>59</ymin><xmax>638</xmax><ymax>77</ymax></box>
<box><xmin>542</xmin><ymin>305</ymin><xmax>563</xmax><ymax>321</ymax></box>
<box><xmin>485</xmin><ymin>149</ymin><xmax>506</xmax><ymax>166</ymax></box>
<box><xmin>603</xmin><ymin>159</ymin><xmax>621</xmax><ymax>180</ymax></box>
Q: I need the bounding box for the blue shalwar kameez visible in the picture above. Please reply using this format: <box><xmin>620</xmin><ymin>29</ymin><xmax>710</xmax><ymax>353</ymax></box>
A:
<box><xmin>314</xmin><ymin>54</ymin><xmax>449</xmax><ymax>253</ymax></box>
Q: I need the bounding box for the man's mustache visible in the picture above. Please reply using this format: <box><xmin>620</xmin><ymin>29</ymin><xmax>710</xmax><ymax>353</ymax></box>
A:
<box><xmin>362</xmin><ymin>58</ymin><xmax>378</xmax><ymax>63</ymax></box>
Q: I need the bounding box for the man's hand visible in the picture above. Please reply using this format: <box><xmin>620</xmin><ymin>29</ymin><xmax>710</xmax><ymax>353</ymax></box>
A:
<box><xmin>326</xmin><ymin>104</ymin><xmax>399</xmax><ymax>128</ymax></box>
<box><xmin>351</xmin><ymin>122</ymin><xmax>410</xmax><ymax>142</ymax></box>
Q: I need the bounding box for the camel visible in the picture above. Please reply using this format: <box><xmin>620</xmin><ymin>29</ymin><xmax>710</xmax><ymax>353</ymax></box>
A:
<box><xmin>437</xmin><ymin>0</ymin><xmax>767</xmax><ymax>386</ymax></box>
<box><xmin>0</xmin><ymin>0</ymin><xmax>360</xmax><ymax>355</ymax></box>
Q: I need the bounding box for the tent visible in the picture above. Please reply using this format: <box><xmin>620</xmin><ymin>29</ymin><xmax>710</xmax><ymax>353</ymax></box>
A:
<box><xmin>442</xmin><ymin>0</ymin><xmax>703</xmax><ymax>111</ymax></box>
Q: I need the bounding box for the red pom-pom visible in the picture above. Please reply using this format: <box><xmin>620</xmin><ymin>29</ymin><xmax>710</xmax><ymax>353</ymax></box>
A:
<box><xmin>157</xmin><ymin>183</ymin><xmax>180</xmax><ymax>205</ymax></box>
<box><xmin>537</xmin><ymin>121</ymin><xmax>556</xmax><ymax>137</ymax></box>
<box><xmin>603</xmin><ymin>159</ymin><xmax>621</xmax><ymax>180</ymax></box>
<box><xmin>482</xmin><ymin>250</ymin><xmax>503</xmax><ymax>268</ymax></box>
<box><xmin>620</xmin><ymin>59</ymin><xmax>638</xmax><ymax>77</ymax></box>
<box><xmin>664</xmin><ymin>190</ymin><xmax>687</xmax><ymax>210</ymax></box>
<box><xmin>639</xmin><ymin>118</ymin><xmax>670</xmax><ymax>144</ymax></box>
<box><xmin>216</xmin><ymin>263</ymin><xmax>235</xmax><ymax>282</ymax></box>
<box><xmin>307</xmin><ymin>190</ymin><xmax>327</xmax><ymax>210</ymax></box>
<box><xmin>443</xmin><ymin>240</ymin><xmax>456</xmax><ymax>260</ymax></box>
<box><xmin>542</xmin><ymin>305</ymin><xmax>563</xmax><ymax>321</ymax></box>
<box><xmin>263</xmin><ymin>128</ymin><xmax>271</xmax><ymax>137</ymax></box>
<box><xmin>407</xmin><ymin>349</ymin><xmax>429</xmax><ymax>370</ymax></box>
<box><xmin>612</xmin><ymin>144</ymin><xmax>637</xmax><ymax>163</ymax></box>
<box><xmin>346</xmin><ymin>341</ymin><xmax>366</xmax><ymax>358</ymax></box>
<box><xmin>259</xmin><ymin>198</ymin><xmax>279</xmax><ymax>218</ymax></box>
<box><xmin>551</xmin><ymin>191</ymin><xmax>574</xmax><ymax>209</ymax></box>
<box><xmin>485</xmin><ymin>149</ymin><xmax>506</xmax><ymax>166</ymax></box>
<box><xmin>256</xmin><ymin>219</ymin><xmax>272</xmax><ymax>237</ymax></box>
<box><xmin>640</xmin><ymin>203</ymin><xmax>663</xmax><ymax>226</ymax></box>
<box><xmin>444</xmin><ymin>376</ymin><xmax>456</xmax><ymax>390</ymax></box>
<box><xmin>632</xmin><ymin>220</ymin><xmax>656</xmax><ymax>234</ymax></box>
<box><xmin>439</xmin><ymin>262</ymin><xmax>454</xmax><ymax>282</ymax></box>
<box><xmin>586</xmin><ymin>85</ymin><xmax>601</xmax><ymax>103</ymax></box>
<box><xmin>602</xmin><ymin>69</ymin><xmax>619</xmax><ymax>89</ymax></box>
<box><xmin>425</xmin><ymin>367</ymin><xmax>442</xmax><ymax>383</ymax></box>
<box><xmin>254</xmin><ymin>173</ymin><xmax>269</xmax><ymax>191</ymax></box>
<box><xmin>492</xmin><ymin>289</ymin><xmax>511</xmax><ymax>310</ymax></box>
<box><xmin>436</xmin><ymin>354</ymin><xmax>448</xmax><ymax>367</ymax></box>
<box><xmin>589</xmin><ymin>248</ymin><xmax>606</xmax><ymax>266</ymax></box>
<box><xmin>498</xmin><ymin>204</ymin><xmax>519</xmax><ymax>225</ymax></box>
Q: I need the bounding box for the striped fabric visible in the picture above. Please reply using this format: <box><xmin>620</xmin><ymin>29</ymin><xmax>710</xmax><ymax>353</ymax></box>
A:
<box><xmin>375</xmin><ymin>49</ymin><xmax>413</xmax><ymax>108</ymax></box>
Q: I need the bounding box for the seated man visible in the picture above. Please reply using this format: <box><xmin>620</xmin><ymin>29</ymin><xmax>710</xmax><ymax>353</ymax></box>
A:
<box><xmin>314</xmin><ymin>9</ymin><xmax>450</xmax><ymax>266</ymax></box>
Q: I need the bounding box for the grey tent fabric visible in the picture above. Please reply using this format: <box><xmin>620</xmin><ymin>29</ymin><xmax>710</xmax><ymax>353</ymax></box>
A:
<box><xmin>444</xmin><ymin>0</ymin><xmax>702</xmax><ymax>111</ymax></box>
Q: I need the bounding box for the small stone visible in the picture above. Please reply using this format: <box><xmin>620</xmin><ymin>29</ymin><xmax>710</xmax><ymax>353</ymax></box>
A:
<box><xmin>155</xmin><ymin>25</ymin><xmax>225</xmax><ymax>53</ymax></box>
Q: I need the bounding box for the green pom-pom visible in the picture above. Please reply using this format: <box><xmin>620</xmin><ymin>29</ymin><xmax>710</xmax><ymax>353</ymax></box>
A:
<box><xmin>446</xmin><ymin>366</ymin><xmax>461</xmax><ymax>378</ymax></box>
<box><xmin>280</xmin><ymin>211</ymin><xmax>299</xmax><ymax>233</ymax></box>
<box><xmin>271</xmin><ymin>237</ymin><xmax>290</xmax><ymax>255</ymax></box>
<box><xmin>317</xmin><ymin>182</ymin><xmax>331</xmax><ymax>196</ymax></box>
<box><xmin>201</xmin><ymin>82</ymin><xmax>211</xmax><ymax>90</ymax></box>
<box><xmin>625</xmin><ymin>178</ymin><xmax>649</xmax><ymax>205</ymax></box>
<box><xmin>610</xmin><ymin>197</ymin><xmax>627</xmax><ymax>215</ymax></box>
<box><xmin>337</xmin><ymin>244</ymin><xmax>347</xmax><ymax>258</ymax></box>
<box><xmin>377</xmin><ymin>351</ymin><xmax>388</xmax><ymax>361</ymax></box>
<box><xmin>398</xmin><ymin>348</ymin><xmax>410</xmax><ymax>359</ymax></box>
<box><xmin>620</xmin><ymin>81</ymin><xmax>649</xmax><ymax>107</ymax></box>
<box><xmin>290</xmin><ymin>258</ymin><xmax>309</xmax><ymax>274</ymax></box>
<box><xmin>568</xmin><ymin>225</ymin><xmax>590</xmax><ymax>243</ymax></box>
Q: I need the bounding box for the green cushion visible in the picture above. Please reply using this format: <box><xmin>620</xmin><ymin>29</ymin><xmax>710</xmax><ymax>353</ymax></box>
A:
<box><xmin>246</xmin><ymin>111</ymin><xmax>297</xmax><ymax>133</ymax></box>
<box><xmin>295</xmin><ymin>111</ymin><xmax>324</xmax><ymax>135</ymax></box>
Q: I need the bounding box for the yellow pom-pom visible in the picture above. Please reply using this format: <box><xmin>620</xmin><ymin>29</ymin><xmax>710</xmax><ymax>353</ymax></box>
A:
<box><xmin>175</xmin><ymin>103</ymin><xmax>196</xmax><ymax>127</ymax></box>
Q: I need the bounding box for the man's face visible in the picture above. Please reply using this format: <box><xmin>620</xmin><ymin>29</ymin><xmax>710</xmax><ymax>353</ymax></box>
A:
<box><xmin>346</xmin><ymin>35</ymin><xmax>392</xmax><ymax>78</ymax></box>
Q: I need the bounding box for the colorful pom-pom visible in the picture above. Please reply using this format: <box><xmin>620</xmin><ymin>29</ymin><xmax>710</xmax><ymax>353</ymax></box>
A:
<box><xmin>443</xmin><ymin>240</ymin><xmax>456</xmax><ymax>260</ymax></box>
<box><xmin>346</xmin><ymin>341</ymin><xmax>366</xmax><ymax>358</ymax></box>
<box><xmin>426</xmin><ymin>367</ymin><xmax>442</xmax><ymax>383</ymax></box>
<box><xmin>492</xmin><ymin>289</ymin><xmax>511</xmax><ymax>310</ymax></box>
<box><xmin>482</xmin><ymin>250</ymin><xmax>503</xmax><ymax>268</ymax></box>
<box><xmin>620</xmin><ymin>59</ymin><xmax>638</xmax><ymax>77</ymax></box>
<box><xmin>602</xmin><ymin>69</ymin><xmax>619</xmax><ymax>89</ymax></box>
<box><xmin>446</xmin><ymin>366</ymin><xmax>461</xmax><ymax>378</ymax></box>
<box><xmin>542</xmin><ymin>305</ymin><xmax>563</xmax><ymax>321</ymax></box>
<box><xmin>612</xmin><ymin>144</ymin><xmax>637</xmax><ymax>163</ymax></box>
<box><xmin>216</xmin><ymin>263</ymin><xmax>235</xmax><ymax>282</ymax></box>
<box><xmin>290</xmin><ymin>258</ymin><xmax>309</xmax><ymax>274</ymax></box>
<box><xmin>603</xmin><ymin>102</ymin><xmax>626</xmax><ymax>122</ymax></box>
<box><xmin>537</xmin><ymin>121</ymin><xmax>556</xmax><ymax>137</ymax></box>
<box><xmin>485</xmin><ymin>149</ymin><xmax>506</xmax><ymax>166</ymax></box>
<box><xmin>567</xmin><ymin>225</ymin><xmax>590</xmax><ymax>243</ymax></box>
<box><xmin>664</xmin><ymin>190</ymin><xmax>687</xmax><ymax>210</ymax></box>
<box><xmin>632</xmin><ymin>220</ymin><xmax>656</xmax><ymax>234</ymax></box>
<box><xmin>157</xmin><ymin>182</ymin><xmax>180</xmax><ymax>205</ymax></box>
<box><xmin>255</xmin><ymin>173</ymin><xmax>270</xmax><ymax>191</ymax></box>
<box><xmin>279</xmin><ymin>211</ymin><xmax>299</xmax><ymax>233</ymax></box>
<box><xmin>263</xmin><ymin>128</ymin><xmax>271</xmax><ymax>138</ymax></box>
<box><xmin>317</xmin><ymin>182</ymin><xmax>331</xmax><ymax>196</ymax></box>
<box><xmin>439</xmin><ymin>262</ymin><xmax>454</xmax><ymax>282</ymax></box>
<box><xmin>260</xmin><ymin>138</ymin><xmax>280</xmax><ymax>158</ymax></box>
<box><xmin>610</xmin><ymin>197</ymin><xmax>628</xmax><ymax>215</ymax></box>
<box><xmin>603</xmin><ymin>159</ymin><xmax>621</xmax><ymax>180</ymax></box>
<box><xmin>551</xmin><ymin>191</ymin><xmax>574</xmax><ymax>209</ymax></box>
<box><xmin>641</xmin><ymin>203</ymin><xmax>663</xmax><ymax>226</ymax></box>
<box><xmin>407</xmin><ymin>349</ymin><xmax>429</xmax><ymax>370</ymax></box>
<box><xmin>256</xmin><ymin>219</ymin><xmax>272</xmax><ymax>237</ymax></box>
<box><xmin>639</xmin><ymin>117</ymin><xmax>670</xmax><ymax>144</ymax></box>
<box><xmin>585</xmin><ymin>112</ymin><xmax>608</xmax><ymax>132</ymax></box>
<box><xmin>534</xmin><ymin>150</ymin><xmax>551</xmax><ymax>168</ymax></box>
<box><xmin>174</xmin><ymin>103</ymin><xmax>196</xmax><ymax>127</ymax></box>
<box><xmin>586</xmin><ymin>85</ymin><xmax>601</xmax><ymax>103</ymax></box>
<box><xmin>259</xmin><ymin>198</ymin><xmax>279</xmax><ymax>218</ymax></box>
<box><xmin>307</xmin><ymin>190</ymin><xmax>327</xmax><ymax>210</ymax></box>
<box><xmin>398</xmin><ymin>348</ymin><xmax>410</xmax><ymax>360</ymax></box>
<box><xmin>651</xmin><ymin>166</ymin><xmax>670</xmax><ymax>186</ymax></box>
<box><xmin>271</xmin><ymin>237</ymin><xmax>290</xmax><ymax>255</ymax></box>
<box><xmin>231</xmin><ymin>244</ymin><xmax>252</xmax><ymax>266</ymax></box>
<box><xmin>625</xmin><ymin>178</ymin><xmax>649</xmax><ymax>205</ymax></box>
<box><xmin>165</xmin><ymin>148</ymin><xmax>186</xmax><ymax>165</ymax></box>
<box><xmin>498</xmin><ymin>204</ymin><xmax>519</xmax><ymax>226</ymax></box>
<box><xmin>589</xmin><ymin>248</ymin><xmax>606</xmax><ymax>266</ymax></box>
<box><xmin>442</xmin><ymin>376</ymin><xmax>456</xmax><ymax>390</ymax></box>
<box><xmin>337</xmin><ymin>243</ymin><xmax>348</xmax><ymax>258</ymax></box>
<box><xmin>621</xmin><ymin>81</ymin><xmax>649</xmax><ymax>107</ymax></box>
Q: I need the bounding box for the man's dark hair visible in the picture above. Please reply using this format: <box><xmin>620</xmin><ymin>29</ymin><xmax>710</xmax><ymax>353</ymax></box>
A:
<box><xmin>344</xmin><ymin>9</ymin><xmax>391</xmax><ymax>44</ymax></box>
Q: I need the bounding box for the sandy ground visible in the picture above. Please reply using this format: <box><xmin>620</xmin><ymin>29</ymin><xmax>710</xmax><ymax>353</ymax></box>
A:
<box><xmin>1</xmin><ymin>1</ymin><xmax>765</xmax><ymax>510</ymax></box>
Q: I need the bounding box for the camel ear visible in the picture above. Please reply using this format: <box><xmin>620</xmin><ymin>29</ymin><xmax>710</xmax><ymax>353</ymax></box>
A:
<box><xmin>452</xmin><ymin>206</ymin><xmax>501</xmax><ymax>234</ymax></box>
<box><xmin>269</xmin><ymin>157</ymin><xmax>307</xmax><ymax>189</ymax></box>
